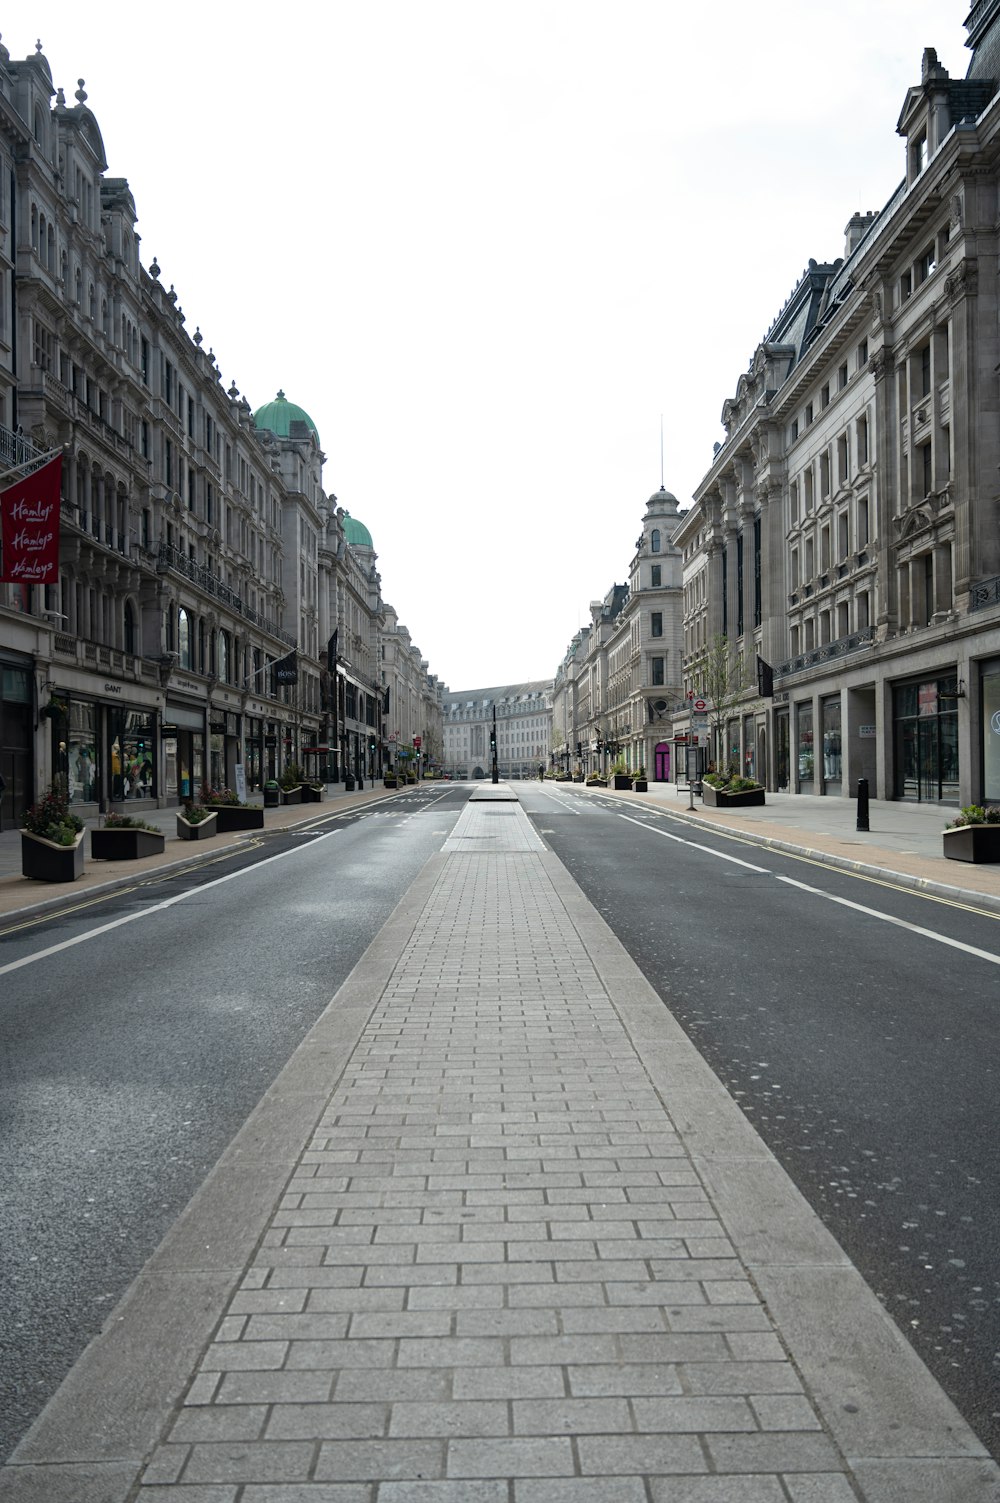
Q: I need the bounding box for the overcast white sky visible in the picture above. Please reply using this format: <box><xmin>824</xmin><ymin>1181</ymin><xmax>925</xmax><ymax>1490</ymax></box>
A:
<box><xmin>23</xmin><ymin>2</ymin><xmax>969</xmax><ymax>691</ymax></box>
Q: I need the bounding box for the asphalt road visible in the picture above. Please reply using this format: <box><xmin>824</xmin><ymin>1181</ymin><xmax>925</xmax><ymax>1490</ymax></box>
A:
<box><xmin>0</xmin><ymin>785</ymin><xmax>466</xmax><ymax>1464</ymax></box>
<box><xmin>518</xmin><ymin>781</ymin><xmax>1000</xmax><ymax>1461</ymax></box>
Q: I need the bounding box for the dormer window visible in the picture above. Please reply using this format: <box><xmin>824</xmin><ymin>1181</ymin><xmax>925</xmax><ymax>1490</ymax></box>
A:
<box><xmin>912</xmin><ymin>130</ymin><xmax>928</xmax><ymax>177</ymax></box>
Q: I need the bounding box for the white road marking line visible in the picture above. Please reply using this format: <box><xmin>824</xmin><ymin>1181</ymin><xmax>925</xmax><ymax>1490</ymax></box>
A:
<box><xmin>775</xmin><ymin>874</ymin><xmax>1000</xmax><ymax>966</ymax></box>
<box><xmin>0</xmin><ymin>831</ymin><xmax>340</xmax><ymax>978</ymax></box>
<box><xmin>618</xmin><ymin>812</ymin><xmax>1000</xmax><ymax>965</ymax></box>
<box><xmin>616</xmin><ymin>813</ymin><xmax>769</xmax><ymax>871</ymax></box>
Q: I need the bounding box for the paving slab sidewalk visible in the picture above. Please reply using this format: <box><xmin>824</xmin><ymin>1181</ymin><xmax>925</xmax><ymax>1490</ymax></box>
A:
<box><xmin>3</xmin><ymin>794</ymin><xmax>997</xmax><ymax>1502</ymax></box>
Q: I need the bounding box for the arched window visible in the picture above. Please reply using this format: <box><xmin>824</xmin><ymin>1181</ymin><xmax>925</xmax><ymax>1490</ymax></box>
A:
<box><xmin>89</xmin><ymin>283</ymin><xmax>96</xmax><ymax>322</ymax></box>
<box><xmin>178</xmin><ymin>608</ymin><xmax>191</xmax><ymax>668</ymax></box>
<box><xmin>124</xmin><ymin>600</ymin><xmax>136</xmax><ymax>655</ymax></box>
<box><xmin>30</xmin><ymin>205</ymin><xmax>38</xmax><ymax>252</ymax></box>
<box><xmin>75</xmin><ymin>267</ymin><xmax>82</xmax><ymax>305</ymax></box>
<box><xmin>218</xmin><ymin>629</ymin><xmax>230</xmax><ymax>684</ymax></box>
<box><xmin>47</xmin><ymin>225</ymin><xmax>55</xmax><ymax>271</ymax></box>
<box><xmin>651</xmin><ymin>529</ymin><xmax>661</xmax><ymax>554</ymax></box>
<box><xmin>33</xmin><ymin>106</ymin><xmax>45</xmax><ymax>144</ymax></box>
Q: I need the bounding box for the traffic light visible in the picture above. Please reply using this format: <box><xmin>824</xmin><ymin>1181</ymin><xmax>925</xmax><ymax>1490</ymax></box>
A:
<box><xmin>490</xmin><ymin>728</ymin><xmax>497</xmax><ymax>751</ymax></box>
<box><xmin>368</xmin><ymin>737</ymin><xmax>376</xmax><ymax>755</ymax></box>
<box><xmin>576</xmin><ymin>742</ymin><xmax>582</xmax><ymax>758</ymax></box>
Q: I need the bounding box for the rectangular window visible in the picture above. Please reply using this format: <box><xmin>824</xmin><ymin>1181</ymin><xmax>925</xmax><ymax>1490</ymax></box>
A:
<box><xmin>165</xmin><ymin>438</ymin><xmax>173</xmax><ymax>486</ymax></box>
<box><xmin>651</xmin><ymin>612</ymin><xmax>663</xmax><ymax>638</ymax></box>
<box><xmin>838</xmin><ymin>362</ymin><xmax>848</xmax><ymax>390</ymax></box>
<box><xmin>141</xmin><ymin>421</ymin><xmax>149</xmax><ymax>459</ymax></box>
<box><xmin>858</xmin><ymin>339</ymin><xmax>869</xmax><ymax>368</ymax></box>
<box><xmin>821</xmin><ymin>382</ymin><xmax>830</xmax><ymax>409</ymax></box>
<box><xmin>919</xmin><ymin>343</ymin><xmax>931</xmax><ymax>397</ymax></box>
<box><xmin>164</xmin><ymin>359</ymin><xmax>174</xmax><ymax>404</ymax></box>
<box><xmin>651</xmin><ymin>656</ymin><xmax>665</xmax><ymax>686</ymax></box>
<box><xmin>857</xmin><ymin>495</ymin><xmax>869</xmax><ymax>549</ymax></box>
<box><xmin>650</xmin><ymin>564</ymin><xmax>661</xmax><ymax>587</ymax></box>
<box><xmin>921</xmin><ymin>441</ymin><xmax>933</xmax><ymax>496</ymax></box>
<box><xmin>917</xmin><ymin>244</ymin><xmax>935</xmax><ymax>283</ymax></box>
<box><xmin>857</xmin><ymin>412</ymin><xmax>869</xmax><ymax>467</ymax></box>
<box><xmin>805</xmin><ymin>402</ymin><xmax>814</xmax><ymax>427</ymax></box>
<box><xmin>837</xmin><ymin>434</ymin><xmax>849</xmax><ymax>484</ymax></box>
<box><xmin>899</xmin><ymin>269</ymin><xmax>912</xmax><ymax>304</ymax></box>
<box><xmin>141</xmin><ymin>337</ymin><xmax>149</xmax><ymax>385</ymax></box>
<box><xmin>820</xmin><ymin>451</ymin><xmax>831</xmax><ymax>498</ymax></box>
<box><xmin>838</xmin><ymin>511</ymin><xmax>849</xmax><ymax>560</ymax></box>
<box><xmin>791</xmin><ymin>419</ymin><xmax>799</xmax><ymax>441</ymax></box>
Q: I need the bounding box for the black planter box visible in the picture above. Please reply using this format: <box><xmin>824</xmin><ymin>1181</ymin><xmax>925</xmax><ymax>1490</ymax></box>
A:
<box><xmin>210</xmin><ymin>805</ymin><xmax>265</xmax><ymax>832</ymax></box>
<box><xmin>943</xmin><ymin>825</ymin><xmax>1000</xmax><ymax>863</ymax></box>
<box><xmin>176</xmin><ymin>811</ymin><xmax>219</xmax><ymax>841</ymax></box>
<box><xmin>633</xmin><ymin>779</ymin><xmax>648</xmax><ymax>791</ymax></box>
<box><xmin>92</xmin><ymin>827</ymin><xmax>166</xmax><ymax>861</ymax></box>
<box><xmin>281</xmin><ymin>786</ymin><xmax>303</xmax><ymax>805</ymax></box>
<box><xmin>384</xmin><ymin>776</ymin><xmax>398</xmax><ymax>788</ymax></box>
<box><xmin>702</xmin><ymin>784</ymin><xmax>766</xmax><ymax>808</ymax></box>
<box><xmin>21</xmin><ymin>830</ymin><xmax>85</xmax><ymax>882</ymax></box>
<box><xmin>612</xmin><ymin>775</ymin><xmax>632</xmax><ymax>790</ymax></box>
<box><xmin>301</xmin><ymin>786</ymin><xmax>326</xmax><ymax>802</ymax></box>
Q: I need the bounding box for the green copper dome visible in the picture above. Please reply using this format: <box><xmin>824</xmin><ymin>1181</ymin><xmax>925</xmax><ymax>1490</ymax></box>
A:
<box><xmin>253</xmin><ymin>390</ymin><xmax>320</xmax><ymax>443</ymax></box>
<box><xmin>342</xmin><ymin>511</ymin><xmax>373</xmax><ymax>548</ymax></box>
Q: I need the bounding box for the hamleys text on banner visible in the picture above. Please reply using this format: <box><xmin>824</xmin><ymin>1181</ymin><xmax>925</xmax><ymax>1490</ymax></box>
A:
<box><xmin>0</xmin><ymin>455</ymin><xmax>62</xmax><ymax>585</ymax></box>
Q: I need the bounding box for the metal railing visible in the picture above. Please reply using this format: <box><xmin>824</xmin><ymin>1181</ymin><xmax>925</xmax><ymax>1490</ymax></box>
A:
<box><xmin>970</xmin><ymin>575</ymin><xmax>1000</xmax><ymax>612</ymax></box>
<box><xmin>156</xmin><ymin>542</ymin><xmax>296</xmax><ymax>647</ymax></box>
<box><xmin>777</xmin><ymin>625</ymin><xmax>875</xmax><ymax>678</ymax></box>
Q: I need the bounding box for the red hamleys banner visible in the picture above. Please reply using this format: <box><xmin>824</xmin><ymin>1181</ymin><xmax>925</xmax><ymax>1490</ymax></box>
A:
<box><xmin>0</xmin><ymin>455</ymin><xmax>62</xmax><ymax>585</ymax></box>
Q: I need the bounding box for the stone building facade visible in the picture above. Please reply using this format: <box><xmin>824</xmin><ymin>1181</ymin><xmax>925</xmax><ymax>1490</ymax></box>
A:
<box><xmin>0</xmin><ymin>42</ymin><xmax>440</xmax><ymax>823</ymax></box>
<box><xmin>672</xmin><ymin>14</ymin><xmax>1000</xmax><ymax>804</ymax></box>
<box><xmin>442</xmin><ymin>682</ymin><xmax>553</xmax><ymax>781</ymax></box>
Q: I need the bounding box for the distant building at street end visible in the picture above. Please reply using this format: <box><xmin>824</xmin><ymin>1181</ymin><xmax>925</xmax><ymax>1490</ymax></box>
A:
<box><xmin>442</xmin><ymin>681</ymin><xmax>553</xmax><ymax>780</ymax></box>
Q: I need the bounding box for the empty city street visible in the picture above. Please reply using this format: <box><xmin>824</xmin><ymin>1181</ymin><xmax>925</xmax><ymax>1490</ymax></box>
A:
<box><xmin>3</xmin><ymin>781</ymin><xmax>1000</xmax><ymax>1497</ymax></box>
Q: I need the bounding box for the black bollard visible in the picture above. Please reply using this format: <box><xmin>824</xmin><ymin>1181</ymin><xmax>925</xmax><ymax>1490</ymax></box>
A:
<box><xmin>856</xmin><ymin>777</ymin><xmax>870</xmax><ymax>832</ymax></box>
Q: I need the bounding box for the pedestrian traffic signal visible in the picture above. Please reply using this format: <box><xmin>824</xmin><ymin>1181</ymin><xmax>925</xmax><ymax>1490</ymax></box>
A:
<box><xmin>576</xmin><ymin>742</ymin><xmax>582</xmax><ymax>758</ymax></box>
<box><xmin>368</xmin><ymin>737</ymin><xmax>376</xmax><ymax>754</ymax></box>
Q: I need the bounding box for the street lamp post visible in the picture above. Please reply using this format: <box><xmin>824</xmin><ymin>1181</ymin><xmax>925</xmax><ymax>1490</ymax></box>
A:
<box><xmin>491</xmin><ymin>705</ymin><xmax>498</xmax><ymax>784</ymax></box>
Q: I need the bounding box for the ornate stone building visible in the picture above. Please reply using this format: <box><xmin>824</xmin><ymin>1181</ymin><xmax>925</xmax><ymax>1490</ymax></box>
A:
<box><xmin>442</xmin><ymin>681</ymin><xmax>553</xmax><ymax>781</ymax></box>
<box><xmin>0</xmin><ymin>41</ymin><xmax>440</xmax><ymax>822</ymax></box>
<box><xmin>673</xmin><ymin>13</ymin><xmax>1000</xmax><ymax>804</ymax></box>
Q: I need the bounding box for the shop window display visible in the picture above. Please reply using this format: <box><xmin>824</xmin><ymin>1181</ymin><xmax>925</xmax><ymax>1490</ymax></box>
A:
<box><xmin>109</xmin><ymin>708</ymin><xmax>156</xmax><ymax>800</ymax></box>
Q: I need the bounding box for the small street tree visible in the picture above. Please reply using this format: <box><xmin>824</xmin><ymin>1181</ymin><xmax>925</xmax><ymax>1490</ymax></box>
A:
<box><xmin>696</xmin><ymin>633</ymin><xmax>750</xmax><ymax>773</ymax></box>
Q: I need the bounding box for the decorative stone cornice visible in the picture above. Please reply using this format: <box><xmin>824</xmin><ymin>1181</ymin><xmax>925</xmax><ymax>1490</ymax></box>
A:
<box><xmin>946</xmin><ymin>259</ymin><xmax>978</xmax><ymax>303</ymax></box>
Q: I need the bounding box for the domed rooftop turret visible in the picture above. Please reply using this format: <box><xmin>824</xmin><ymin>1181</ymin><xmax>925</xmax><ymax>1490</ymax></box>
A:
<box><xmin>253</xmin><ymin>390</ymin><xmax>320</xmax><ymax>443</ymax></box>
<box><xmin>342</xmin><ymin>511</ymin><xmax>373</xmax><ymax>548</ymax></box>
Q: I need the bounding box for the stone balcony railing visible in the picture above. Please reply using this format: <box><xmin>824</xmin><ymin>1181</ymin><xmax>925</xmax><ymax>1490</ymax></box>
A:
<box><xmin>777</xmin><ymin>625</ymin><xmax>876</xmax><ymax>678</ymax></box>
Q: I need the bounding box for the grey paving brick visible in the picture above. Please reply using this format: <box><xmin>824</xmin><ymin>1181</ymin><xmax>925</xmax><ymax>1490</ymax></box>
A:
<box><xmin>648</xmin><ymin>1480</ymin><xmax>786</xmax><ymax>1503</ymax></box>
<box><xmin>631</xmin><ymin>1395</ymin><xmax>756</xmax><ymax>1431</ymax></box>
<box><xmin>705</xmin><ymin>1432</ymin><xmax>842</xmax><ymax>1471</ymax></box>
<box><xmin>452</xmin><ymin>1367</ymin><xmax>566</xmax><ymax>1401</ymax></box>
<box><xmin>566</xmin><ymin>1364</ymin><xmax>684</xmax><ymax>1397</ymax></box>
<box><xmin>508</xmin><ymin>1280</ymin><xmax>606</xmax><ymax>1308</ymax></box>
<box><xmin>264</xmin><ymin>1402</ymin><xmax>389</xmax><ymax>1439</ymax></box>
<box><xmin>446</xmin><ymin>1436</ymin><xmax>574</xmax><ymax>1477</ymax></box>
<box><xmin>397</xmin><ymin>1336</ymin><xmax>505</xmax><ymax>1366</ymax></box>
<box><xmin>515</xmin><ymin>1482</ymin><xmax>648</xmax><ymax>1502</ymax></box>
<box><xmin>333</xmin><ymin>1369</ymin><xmax>451</xmax><ymax>1402</ymax></box>
<box><xmin>139</xmin><ymin>1489</ymin><xmax>236</xmax><ymax>1502</ymax></box>
<box><xmin>228</xmin><ymin>1290</ymin><xmax>308</xmax><ymax>1315</ymax></box>
<box><xmin>407</xmin><ymin>1283</ymin><xmax>504</xmax><ymax>1310</ymax></box>
<box><xmin>170</xmin><ymin>1406</ymin><xmax>267</xmax><ymax>1443</ymax></box>
<box><xmin>216</xmin><ymin>1370</ymin><xmax>335</xmax><ymax>1405</ymax></box>
<box><xmin>781</xmin><ymin>1478</ymin><xmax>860</xmax><ymax>1502</ymax></box>
<box><xmin>202</xmin><ymin>1341</ymin><xmax>288</xmax><ymax>1371</ymax></box>
<box><xmin>455</xmin><ymin>1308</ymin><xmax>558</xmax><ymax>1336</ymax></box>
<box><xmin>285</xmin><ymin>1338</ymin><xmax>395</xmax><ymax>1369</ymax></box>
<box><xmin>141</xmin><ymin>1445</ymin><xmax>189</xmax><ymax>1484</ymax></box>
<box><xmin>379</xmin><ymin>1485</ymin><xmax>507</xmax><ymax>1503</ymax></box>
<box><xmin>388</xmin><ymin>1400</ymin><xmax>510</xmax><ymax>1437</ymax></box>
<box><xmin>183</xmin><ymin>1441</ymin><xmax>317</xmax><ymax>1484</ymax></box>
<box><xmin>678</xmin><ymin>1360</ymin><xmax>804</xmax><ymax>1395</ymax></box>
<box><xmin>512</xmin><ymin>1396</ymin><xmax>632</xmax><ymax>1433</ymax></box>
<box><xmin>576</xmin><ymin>1434</ymin><xmax>706</xmax><ymax>1474</ymax></box>
<box><xmin>315</xmin><ymin>1439</ymin><xmax>445</xmax><ymax>1481</ymax></box>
